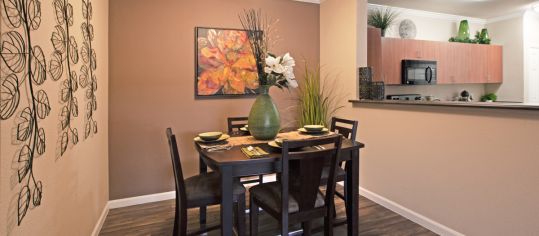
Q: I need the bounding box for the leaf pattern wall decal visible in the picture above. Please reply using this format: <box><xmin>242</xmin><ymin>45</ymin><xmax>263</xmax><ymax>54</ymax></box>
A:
<box><xmin>0</xmin><ymin>0</ymin><xmax>49</xmax><ymax>225</ymax></box>
<box><xmin>50</xmin><ymin>0</ymin><xmax>80</xmax><ymax>156</ymax></box>
<box><xmin>80</xmin><ymin>0</ymin><xmax>97</xmax><ymax>138</ymax></box>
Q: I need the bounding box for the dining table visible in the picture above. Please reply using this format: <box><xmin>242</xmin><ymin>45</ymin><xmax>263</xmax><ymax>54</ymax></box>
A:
<box><xmin>195</xmin><ymin>129</ymin><xmax>365</xmax><ymax>236</ymax></box>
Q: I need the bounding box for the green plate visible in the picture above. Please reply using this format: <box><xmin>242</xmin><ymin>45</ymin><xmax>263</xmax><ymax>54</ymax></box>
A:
<box><xmin>194</xmin><ymin>134</ymin><xmax>230</xmax><ymax>143</ymax></box>
<box><xmin>297</xmin><ymin>128</ymin><xmax>329</xmax><ymax>134</ymax></box>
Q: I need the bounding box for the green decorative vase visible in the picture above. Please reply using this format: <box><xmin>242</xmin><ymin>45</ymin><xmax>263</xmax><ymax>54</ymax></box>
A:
<box><xmin>248</xmin><ymin>85</ymin><xmax>280</xmax><ymax>140</ymax></box>
<box><xmin>457</xmin><ymin>20</ymin><xmax>470</xmax><ymax>40</ymax></box>
<box><xmin>480</xmin><ymin>28</ymin><xmax>491</xmax><ymax>44</ymax></box>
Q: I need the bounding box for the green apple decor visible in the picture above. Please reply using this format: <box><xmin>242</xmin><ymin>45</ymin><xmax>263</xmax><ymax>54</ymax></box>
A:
<box><xmin>240</xmin><ymin>10</ymin><xmax>299</xmax><ymax>140</ymax></box>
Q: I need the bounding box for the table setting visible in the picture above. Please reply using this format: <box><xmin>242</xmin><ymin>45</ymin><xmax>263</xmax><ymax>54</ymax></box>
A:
<box><xmin>194</xmin><ymin>125</ymin><xmax>336</xmax><ymax>158</ymax></box>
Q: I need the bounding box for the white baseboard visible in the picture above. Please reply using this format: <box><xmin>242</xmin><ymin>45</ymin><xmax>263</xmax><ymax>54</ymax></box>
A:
<box><xmin>108</xmin><ymin>191</ymin><xmax>176</xmax><ymax>209</ymax></box>
<box><xmin>359</xmin><ymin>187</ymin><xmax>465</xmax><ymax>236</ymax></box>
<box><xmin>91</xmin><ymin>203</ymin><xmax>110</xmax><ymax>236</ymax></box>
<box><xmin>103</xmin><ymin>179</ymin><xmax>462</xmax><ymax>235</ymax></box>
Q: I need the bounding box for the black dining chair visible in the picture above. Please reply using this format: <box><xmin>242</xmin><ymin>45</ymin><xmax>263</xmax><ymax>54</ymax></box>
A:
<box><xmin>166</xmin><ymin>128</ymin><xmax>246</xmax><ymax>236</ymax></box>
<box><xmin>320</xmin><ymin>117</ymin><xmax>358</xmax><ymax>204</ymax></box>
<box><xmin>227</xmin><ymin>117</ymin><xmax>249</xmax><ymax>135</ymax></box>
<box><xmin>249</xmin><ymin>135</ymin><xmax>344</xmax><ymax>236</ymax></box>
<box><xmin>227</xmin><ymin>117</ymin><xmax>264</xmax><ymax>185</ymax></box>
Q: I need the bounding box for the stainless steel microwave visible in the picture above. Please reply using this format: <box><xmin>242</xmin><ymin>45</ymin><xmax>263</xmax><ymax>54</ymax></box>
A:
<box><xmin>402</xmin><ymin>60</ymin><xmax>437</xmax><ymax>85</ymax></box>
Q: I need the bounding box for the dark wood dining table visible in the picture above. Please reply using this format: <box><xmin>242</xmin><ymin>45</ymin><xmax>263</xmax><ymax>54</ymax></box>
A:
<box><xmin>195</xmin><ymin>131</ymin><xmax>365</xmax><ymax>236</ymax></box>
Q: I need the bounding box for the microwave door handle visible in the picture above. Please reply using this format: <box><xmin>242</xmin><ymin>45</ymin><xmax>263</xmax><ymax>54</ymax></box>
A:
<box><xmin>425</xmin><ymin>67</ymin><xmax>433</xmax><ymax>83</ymax></box>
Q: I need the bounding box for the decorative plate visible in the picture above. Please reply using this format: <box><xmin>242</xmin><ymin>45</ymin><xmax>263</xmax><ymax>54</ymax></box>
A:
<box><xmin>268</xmin><ymin>141</ymin><xmax>281</xmax><ymax>149</ymax></box>
<box><xmin>399</xmin><ymin>19</ymin><xmax>417</xmax><ymax>39</ymax></box>
<box><xmin>194</xmin><ymin>134</ymin><xmax>230</xmax><ymax>143</ymax></box>
<box><xmin>297</xmin><ymin>128</ymin><xmax>330</xmax><ymax>134</ymax></box>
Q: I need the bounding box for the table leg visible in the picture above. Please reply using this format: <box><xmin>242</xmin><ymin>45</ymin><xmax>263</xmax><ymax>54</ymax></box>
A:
<box><xmin>220</xmin><ymin>166</ymin><xmax>233</xmax><ymax>236</ymax></box>
<box><xmin>346</xmin><ymin>149</ymin><xmax>359</xmax><ymax>236</ymax></box>
<box><xmin>199</xmin><ymin>155</ymin><xmax>207</xmax><ymax>224</ymax></box>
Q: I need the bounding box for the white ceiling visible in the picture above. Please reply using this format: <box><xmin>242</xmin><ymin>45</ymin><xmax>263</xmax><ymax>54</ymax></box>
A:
<box><xmin>368</xmin><ymin>0</ymin><xmax>539</xmax><ymax>19</ymax></box>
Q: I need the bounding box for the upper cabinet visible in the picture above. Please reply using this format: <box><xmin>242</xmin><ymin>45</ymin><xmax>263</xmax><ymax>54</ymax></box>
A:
<box><xmin>487</xmin><ymin>45</ymin><xmax>503</xmax><ymax>83</ymax></box>
<box><xmin>367</xmin><ymin>27</ymin><xmax>383</xmax><ymax>82</ymax></box>
<box><xmin>380</xmin><ymin>37</ymin><xmax>405</xmax><ymax>84</ymax></box>
<box><xmin>368</xmin><ymin>29</ymin><xmax>503</xmax><ymax>85</ymax></box>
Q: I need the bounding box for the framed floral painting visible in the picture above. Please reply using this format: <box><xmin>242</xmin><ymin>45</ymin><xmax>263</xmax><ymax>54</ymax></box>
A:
<box><xmin>195</xmin><ymin>27</ymin><xmax>260</xmax><ymax>98</ymax></box>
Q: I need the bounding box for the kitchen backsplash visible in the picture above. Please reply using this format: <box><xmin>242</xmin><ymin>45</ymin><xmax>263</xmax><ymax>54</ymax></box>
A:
<box><xmin>385</xmin><ymin>84</ymin><xmax>486</xmax><ymax>101</ymax></box>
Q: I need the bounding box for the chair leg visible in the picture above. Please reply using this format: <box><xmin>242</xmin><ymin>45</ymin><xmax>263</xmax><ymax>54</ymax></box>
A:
<box><xmin>235</xmin><ymin>195</ymin><xmax>246</xmax><ymax>236</ymax></box>
<box><xmin>344</xmin><ymin>179</ymin><xmax>348</xmax><ymax>203</ymax></box>
<box><xmin>179</xmin><ymin>206</ymin><xmax>187</xmax><ymax>236</ymax></box>
<box><xmin>259</xmin><ymin>175</ymin><xmax>264</xmax><ymax>184</ymax></box>
<box><xmin>280</xmin><ymin>221</ymin><xmax>288</xmax><ymax>236</ymax></box>
<box><xmin>250</xmin><ymin>195</ymin><xmax>259</xmax><ymax>236</ymax></box>
<box><xmin>200</xmin><ymin>206</ymin><xmax>206</xmax><ymax>225</ymax></box>
<box><xmin>302</xmin><ymin>220</ymin><xmax>312</xmax><ymax>236</ymax></box>
<box><xmin>173</xmin><ymin>209</ymin><xmax>179</xmax><ymax>236</ymax></box>
<box><xmin>324</xmin><ymin>215</ymin><xmax>333</xmax><ymax>236</ymax></box>
<box><xmin>332</xmin><ymin>199</ymin><xmax>338</xmax><ymax>219</ymax></box>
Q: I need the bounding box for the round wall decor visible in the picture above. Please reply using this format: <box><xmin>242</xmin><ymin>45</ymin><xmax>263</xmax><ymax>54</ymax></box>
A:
<box><xmin>399</xmin><ymin>19</ymin><xmax>417</xmax><ymax>39</ymax></box>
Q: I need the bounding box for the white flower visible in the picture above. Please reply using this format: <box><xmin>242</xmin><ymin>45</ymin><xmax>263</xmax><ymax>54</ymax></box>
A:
<box><xmin>286</xmin><ymin>77</ymin><xmax>298</xmax><ymax>88</ymax></box>
<box><xmin>281</xmin><ymin>53</ymin><xmax>295</xmax><ymax>67</ymax></box>
<box><xmin>264</xmin><ymin>53</ymin><xmax>297</xmax><ymax>89</ymax></box>
<box><xmin>284</xmin><ymin>68</ymin><xmax>295</xmax><ymax>80</ymax></box>
<box><xmin>265</xmin><ymin>55</ymin><xmax>279</xmax><ymax>67</ymax></box>
<box><xmin>273</xmin><ymin>64</ymin><xmax>286</xmax><ymax>74</ymax></box>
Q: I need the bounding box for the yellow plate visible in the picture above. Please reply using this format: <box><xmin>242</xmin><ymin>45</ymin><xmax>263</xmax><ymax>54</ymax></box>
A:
<box><xmin>240</xmin><ymin>127</ymin><xmax>249</xmax><ymax>132</ymax></box>
<box><xmin>194</xmin><ymin>134</ymin><xmax>230</xmax><ymax>143</ymax></box>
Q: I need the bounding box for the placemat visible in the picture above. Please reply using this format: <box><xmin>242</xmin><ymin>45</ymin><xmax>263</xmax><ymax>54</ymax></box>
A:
<box><xmin>226</xmin><ymin>130</ymin><xmax>335</xmax><ymax>147</ymax></box>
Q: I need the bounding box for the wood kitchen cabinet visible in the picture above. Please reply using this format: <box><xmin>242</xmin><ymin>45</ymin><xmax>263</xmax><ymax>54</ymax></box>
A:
<box><xmin>368</xmin><ymin>27</ymin><xmax>383</xmax><ymax>82</ymax></box>
<box><xmin>367</xmin><ymin>29</ymin><xmax>504</xmax><ymax>85</ymax></box>
<box><xmin>440</xmin><ymin>42</ymin><xmax>473</xmax><ymax>84</ymax></box>
<box><xmin>403</xmin><ymin>39</ymin><xmax>439</xmax><ymax>60</ymax></box>
<box><xmin>381</xmin><ymin>37</ymin><xmax>405</xmax><ymax>84</ymax></box>
<box><xmin>487</xmin><ymin>45</ymin><xmax>503</xmax><ymax>83</ymax></box>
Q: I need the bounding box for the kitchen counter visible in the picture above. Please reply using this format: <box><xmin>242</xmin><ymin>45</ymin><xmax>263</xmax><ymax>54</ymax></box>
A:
<box><xmin>349</xmin><ymin>99</ymin><xmax>539</xmax><ymax>111</ymax></box>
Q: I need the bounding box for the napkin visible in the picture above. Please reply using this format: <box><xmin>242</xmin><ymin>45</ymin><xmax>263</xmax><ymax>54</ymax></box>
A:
<box><xmin>241</xmin><ymin>146</ymin><xmax>269</xmax><ymax>159</ymax></box>
<box><xmin>199</xmin><ymin>143</ymin><xmax>232</xmax><ymax>152</ymax></box>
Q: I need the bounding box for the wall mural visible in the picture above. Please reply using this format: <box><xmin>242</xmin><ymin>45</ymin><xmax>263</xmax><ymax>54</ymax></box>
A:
<box><xmin>80</xmin><ymin>0</ymin><xmax>97</xmax><ymax>139</ymax></box>
<box><xmin>0</xmin><ymin>0</ymin><xmax>49</xmax><ymax>225</ymax></box>
<box><xmin>50</xmin><ymin>0</ymin><xmax>80</xmax><ymax>156</ymax></box>
<box><xmin>1</xmin><ymin>0</ymin><xmax>99</xmax><ymax>226</ymax></box>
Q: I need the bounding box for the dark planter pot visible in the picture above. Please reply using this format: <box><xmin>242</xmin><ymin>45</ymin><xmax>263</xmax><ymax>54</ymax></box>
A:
<box><xmin>248</xmin><ymin>85</ymin><xmax>280</xmax><ymax>140</ymax></box>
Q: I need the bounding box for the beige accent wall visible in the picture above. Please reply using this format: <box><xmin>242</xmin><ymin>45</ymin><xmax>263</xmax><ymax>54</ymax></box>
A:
<box><xmin>109</xmin><ymin>0</ymin><xmax>320</xmax><ymax>199</ymax></box>
<box><xmin>322</xmin><ymin>0</ymin><xmax>539</xmax><ymax>235</ymax></box>
<box><xmin>0</xmin><ymin>0</ymin><xmax>109</xmax><ymax>235</ymax></box>
<box><xmin>486</xmin><ymin>16</ymin><xmax>525</xmax><ymax>102</ymax></box>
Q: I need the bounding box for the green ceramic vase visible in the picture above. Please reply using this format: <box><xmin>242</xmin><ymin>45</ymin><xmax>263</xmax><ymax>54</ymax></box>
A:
<box><xmin>457</xmin><ymin>20</ymin><xmax>470</xmax><ymax>40</ymax></box>
<box><xmin>248</xmin><ymin>85</ymin><xmax>280</xmax><ymax>140</ymax></box>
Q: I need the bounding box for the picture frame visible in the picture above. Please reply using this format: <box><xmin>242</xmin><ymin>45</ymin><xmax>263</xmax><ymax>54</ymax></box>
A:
<box><xmin>194</xmin><ymin>27</ymin><xmax>260</xmax><ymax>99</ymax></box>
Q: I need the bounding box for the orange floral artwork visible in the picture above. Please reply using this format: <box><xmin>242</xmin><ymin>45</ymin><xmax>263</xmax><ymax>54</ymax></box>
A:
<box><xmin>196</xmin><ymin>28</ymin><xmax>259</xmax><ymax>97</ymax></box>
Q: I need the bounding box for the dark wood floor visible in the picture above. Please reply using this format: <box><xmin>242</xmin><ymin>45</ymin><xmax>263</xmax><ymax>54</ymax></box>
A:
<box><xmin>100</xmin><ymin>189</ymin><xmax>437</xmax><ymax>236</ymax></box>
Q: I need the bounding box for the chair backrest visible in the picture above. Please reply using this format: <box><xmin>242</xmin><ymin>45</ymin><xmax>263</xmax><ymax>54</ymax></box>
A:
<box><xmin>280</xmin><ymin>135</ymin><xmax>343</xmax><ymax>216</ymax></box>
<box><xmin>166</xmin><ymin>128</ymin><xmax>187</xmax><ymax>206</ymax></box>
<box><xmin>227</xmin><ymin>117</ymin><xmax>248</xmax><ymax>133</ymax></box>
<box><xmin>330</xmin><ymin>117</ymin><xmax>358</xmax><ymax>142</ymax></box>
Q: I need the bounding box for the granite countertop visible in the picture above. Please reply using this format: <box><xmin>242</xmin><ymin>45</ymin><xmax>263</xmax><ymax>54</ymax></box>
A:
<box><xmin>349</xmin><ymin>99</ymin><xmax>539</xmax><ymax>111</ymax></box>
